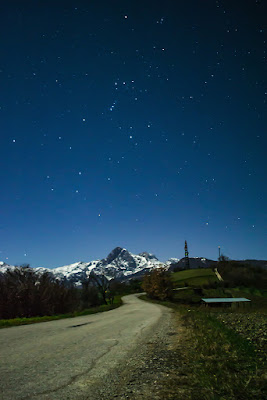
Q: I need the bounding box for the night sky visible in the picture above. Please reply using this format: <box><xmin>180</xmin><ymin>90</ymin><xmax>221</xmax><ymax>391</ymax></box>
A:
<box><xmin>1</xmin><ymin>0</ymin><xmax>266</xmax><ymax>268</ymax></box>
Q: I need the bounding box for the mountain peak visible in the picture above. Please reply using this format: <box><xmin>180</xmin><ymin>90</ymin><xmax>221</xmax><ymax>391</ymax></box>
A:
<box><xmin>103</xmin><ymin>247</ymin><xmax>125</xmax><ymax>265</ymax></box>
<box><xmin>138</xmin><ymin>252</ymin><xmax>158</xmax><ymax>261</ymax></box>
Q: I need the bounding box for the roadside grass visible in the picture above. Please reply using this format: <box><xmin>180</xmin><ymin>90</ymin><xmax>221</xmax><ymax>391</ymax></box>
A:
<box><xmin>140</xmin><ymin>292</ymin><xmax>266</xmax><ymax>399</ymax></box>
<box><xmin>0</xmin><ymin>295</ymin><xmax>123</xmax><ymax>329</ymax></box>
<box><xmin>181</xmin><ymin>308</ymin><xmax>266</xmax><ymax>400</ymax></box>
<box><xmin>172</xmin><ymin>268</ymin><xmax>218</xmax><ymax>287</ymax></box>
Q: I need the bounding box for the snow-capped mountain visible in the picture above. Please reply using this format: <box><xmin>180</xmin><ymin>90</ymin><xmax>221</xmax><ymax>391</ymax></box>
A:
<box><xmin>47</xmin><ymin>247</ymin><xmax>165</xmax><ymax>284</ymax></box>
<box><xmin>165</xmin><ymin>258</ymin><xmax>180</xmax><ymax>266</ymax></box>
<box><xmin>0</xmin><ymin>248</ymin><xmax>166</xmax><ymax>285</ymax></box>
<box><xmin>0</xmin><ymin>261</ymin><xmax>16</xmax><ymax>273</ymax></box>
<box><xmin>1</xmin><ymin>250</ymin><xmax>266</xmax><ymax>286</ymax></box>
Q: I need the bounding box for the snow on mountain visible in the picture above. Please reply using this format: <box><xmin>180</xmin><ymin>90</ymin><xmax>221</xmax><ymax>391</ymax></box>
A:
<box><xmin>0</xmin><ymin>247</ymin><xmax>166</xmax><ymax>285</ymax></box>
<box><xmin>165</xmin><ymin>258</ymin><xmax>180</xmax><ymax>266</ymax></box>
<box><xmin>55</xmin><ymin>247</ymin><xmax>165</xmax><ymax>284</ymax></box>
<box><xmin>0</xmin><ymin>261</ymin><xmax>15</xmax><ymax>273</ymax></box>
<box><xmin>1</xmin><ymin>250</ymin><xmax>267</xmax><ymax>285</ymax></box>
<box><xmin>91</xmin><ymin>247</ymin><xmax>163</xmax><ymax>281</ymax></box>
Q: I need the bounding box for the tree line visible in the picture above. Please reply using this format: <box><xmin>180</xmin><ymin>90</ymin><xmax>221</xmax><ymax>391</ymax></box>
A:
<box><xmin>0</xmin><ymin>266</ymin><xmax>114</xmax><ymax>319</ymax></box>
<box><xmin>0</xmin><ymin>265</ymin><xmax>144</xmax><ymax>320</ymax></box>
<box><xmin>0</xmin><ymin>266</ymin><xmax>81</xmax><ymax>319</ymax></box>
<box><xmin>217</xmin><ymin>257</ymin><xmax>267</xmax><ymax>289</ymax></box>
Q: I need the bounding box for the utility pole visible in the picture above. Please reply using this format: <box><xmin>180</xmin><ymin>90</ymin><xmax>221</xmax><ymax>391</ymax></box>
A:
<box><xmin>184</xmin><ymin>240</ymin><xmax>190</xmax><ymax>269</ymax></box>
<box><xmin>218</xmin><ymin>246</ymin><xmax>221</xmax><ymax>259</ymax></box>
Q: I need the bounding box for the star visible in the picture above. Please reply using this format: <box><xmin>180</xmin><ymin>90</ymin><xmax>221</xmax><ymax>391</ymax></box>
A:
<box><xmin>1</xmin><ymin>0</ymin><xmax>265</xmax><ymax>267</ymax></box>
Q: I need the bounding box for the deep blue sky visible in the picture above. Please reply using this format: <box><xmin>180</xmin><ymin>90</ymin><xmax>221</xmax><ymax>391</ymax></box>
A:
<box><xmin>1</xmin><ymin>0</ymin><xmax>266</xmax><ymax>268</ymax></box>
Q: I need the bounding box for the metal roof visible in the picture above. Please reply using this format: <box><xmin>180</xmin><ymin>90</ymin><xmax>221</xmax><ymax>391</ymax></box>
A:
<box><xmin>202</xmin><ymin>297</ymin><xmax>251</xmax><ymax>303</ymax></box>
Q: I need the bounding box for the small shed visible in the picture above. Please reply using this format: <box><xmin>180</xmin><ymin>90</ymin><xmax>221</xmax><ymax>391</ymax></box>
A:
<box><xmin>202</xmin><ymin>297</ymin><xmax>251</xmax><ymax>307</ymax></box>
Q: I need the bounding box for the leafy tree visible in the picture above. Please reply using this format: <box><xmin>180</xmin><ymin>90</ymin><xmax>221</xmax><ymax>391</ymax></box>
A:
<box><xmin>142</xmin><ymin>267</ymin><xmax>173</xmax><ymax>300</ymax></box>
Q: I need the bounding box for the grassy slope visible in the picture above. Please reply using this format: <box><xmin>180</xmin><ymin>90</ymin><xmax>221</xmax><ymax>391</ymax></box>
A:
<box><xmin>172</xmin><ymin>267</ymin><xmax>219</xmax><ymax>287</ymax></box>
<box><xmin>0</xmin><ymin>295</ymin><xmax>123</xmax><ymax>329</ymax></box>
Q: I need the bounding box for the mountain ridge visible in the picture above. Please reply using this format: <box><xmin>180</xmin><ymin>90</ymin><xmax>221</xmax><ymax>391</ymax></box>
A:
<box><xmin>1</xmin><ymin>248</ymin><xmax>266</xmax><ymax>286</ymax></box>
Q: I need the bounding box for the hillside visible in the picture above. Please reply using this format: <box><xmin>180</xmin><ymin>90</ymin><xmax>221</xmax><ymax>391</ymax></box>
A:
<box><xmin>172</xmin><ymin>268</ymin><xmax>219</xmax><ymax>287</ymax></box>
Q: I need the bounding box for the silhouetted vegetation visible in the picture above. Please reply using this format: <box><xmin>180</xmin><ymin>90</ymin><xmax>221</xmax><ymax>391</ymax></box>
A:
<box><xmin>109</xmin><ymin>278</ymin><xmax>143</xmax><ymax>296</ymax></box>
<box><xmin>217</xmin><ymin>257</ymin><xmax>267</xmax><ymax>289</ymax></box>
<box><xmin>0</xmin><ymin>265</ymin><xmax>145</xmax><ymax>321</ymax></box>
<box><xmin>142</xmin><ymin>267</ymin><xmax>173</xmax><ymax>300</ymax></box>
<box><xmin>0</xmin><ymin>265</ymin><xmax>80</xmax><ymax>319</ymax></box>
<box><xmin>80</xmin><ymin>278</ymin><xmax>101</xmax><ymax>308</ymax></box>
<box><xmin>88</xmin><ymin>272</ymin><xmax>110</xmax><ymax>305</ymax></box>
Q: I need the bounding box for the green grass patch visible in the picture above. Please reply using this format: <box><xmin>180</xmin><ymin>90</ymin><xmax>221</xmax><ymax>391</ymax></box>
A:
<box><xmin>0</xmin><ymin>295</ymin><xmax>123</xmax><ymax>329</ymax></box>
<box><xmin>173</xmin><ymin>288</ymin><xmax>202</xmax><ymax>304</ymax></box>
<box><xmin>172</xmin><ymin>268</ymin><xmax>218</xmax><ymax>287</ymax></box>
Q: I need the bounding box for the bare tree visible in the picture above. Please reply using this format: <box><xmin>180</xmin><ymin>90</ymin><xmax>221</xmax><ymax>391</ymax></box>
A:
<box><xmin>89</xmin><ymin>272</ymin><xmax>109</xmax><ymax>305</ymax></box>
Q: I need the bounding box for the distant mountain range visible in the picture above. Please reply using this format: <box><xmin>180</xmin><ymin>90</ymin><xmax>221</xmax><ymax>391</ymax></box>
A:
<box><xmin>1</xmin><ymin>247</ymin><xmax>266</xmax><ymax>286</ymax></box>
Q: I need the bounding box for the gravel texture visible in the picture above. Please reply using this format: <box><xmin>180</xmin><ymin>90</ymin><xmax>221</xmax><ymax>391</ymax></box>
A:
<box><xmin>91</xmin><ymin>308</ymin><xmax>191</xmax><ymax>400</ymax></box>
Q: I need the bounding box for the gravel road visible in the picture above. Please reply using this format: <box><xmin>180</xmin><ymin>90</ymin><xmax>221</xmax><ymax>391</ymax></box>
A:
<box><xmin>0</xmin><ymin>294</ymin><xmax>178</xmax><ymax>399</ymax></box>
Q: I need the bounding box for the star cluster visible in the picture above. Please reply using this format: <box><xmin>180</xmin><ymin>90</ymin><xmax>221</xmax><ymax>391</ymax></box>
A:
<box><xmin>0</xmin><ymin>0</ymin><xmax>266</xmax><ymax>267</ymax></box>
